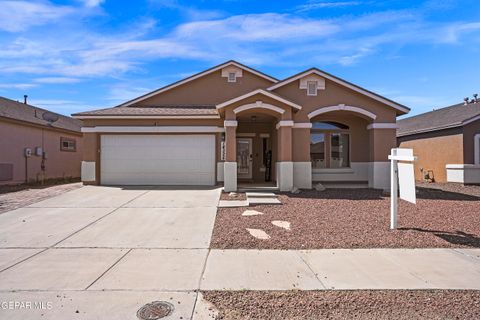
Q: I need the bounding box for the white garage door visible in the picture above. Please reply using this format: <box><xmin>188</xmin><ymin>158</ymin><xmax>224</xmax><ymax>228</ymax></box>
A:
<box><xmin>101</xmin><ymin>135</ymin><xmax>216</xmax><ymax>185</ymax></box>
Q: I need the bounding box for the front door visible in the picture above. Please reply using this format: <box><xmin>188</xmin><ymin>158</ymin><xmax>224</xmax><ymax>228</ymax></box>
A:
<box><xmin>237</xmin><ymin>138</ymin><xmax>253</xmax><ymax>179</ymax></box>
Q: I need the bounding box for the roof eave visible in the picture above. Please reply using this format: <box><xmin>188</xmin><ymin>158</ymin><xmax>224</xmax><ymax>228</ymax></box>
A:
<box><xmin>216</xmin><ymin>89</ymin><xmax>302</xmax><ymax>110</ymax></box>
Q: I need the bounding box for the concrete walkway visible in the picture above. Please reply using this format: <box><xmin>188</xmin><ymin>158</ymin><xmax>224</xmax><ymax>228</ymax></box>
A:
<box><xmin>1</xmin><ymin>186</ymin><xmax>480</xmax><ymax>319</ymax></box>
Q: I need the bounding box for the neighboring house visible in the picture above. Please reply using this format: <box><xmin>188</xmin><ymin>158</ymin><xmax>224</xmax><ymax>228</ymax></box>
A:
<box><xmin>73</xmin><ymin>60</ymin><xmax>409</xmax><ymax>191</ymax></box>
<box><xmin>397</xmin><ymin>98</ymin><xmax>480</xmax><ymax>184</ymax></box>
<box><xmin>0</xmin><ymin>96</ymin><xmax>83</xmax><ymax>185</ymax></box>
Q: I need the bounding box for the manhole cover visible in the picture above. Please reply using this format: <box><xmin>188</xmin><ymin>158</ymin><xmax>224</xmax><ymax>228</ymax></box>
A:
<box><xmin>137</xmin><ymin>301</ymin><xmax>174</xmax><ymax>320</ymax></box>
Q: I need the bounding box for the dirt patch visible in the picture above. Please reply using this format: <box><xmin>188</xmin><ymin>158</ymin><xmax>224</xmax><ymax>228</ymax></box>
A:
<box><xmin>0</xmin><ymin>182</ymin><xmax>82</xmax><ymax>214</ymax></box>
<box><xmin>211</xmin><ymin>184</ymin><xmax>480</xmax><ymax>249</ymax></box>
<box><xmin>202</xmin><ymin>290</ymin><xmax>480</xmax><ymax>320</ymax></box>
<box><xmin>220</xmin><ymin>192</ymin><xmax>247</xmax><ymax>201</ymax></box>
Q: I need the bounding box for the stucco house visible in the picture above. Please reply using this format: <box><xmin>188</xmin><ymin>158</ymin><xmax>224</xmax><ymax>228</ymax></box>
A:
<box><xmin>73</xmin><ymin>61</ymin><xmax>409</xmax><ymax>191</ymax></box>
<box><xmin>398</xmin><ymin>97</ymin><xmax>480</xmax><ymax>184</ymax></box>
<box><xmin>0</xmin><ymin>96</ymin><xmax>83</xmax><ymax>185</ymax></box>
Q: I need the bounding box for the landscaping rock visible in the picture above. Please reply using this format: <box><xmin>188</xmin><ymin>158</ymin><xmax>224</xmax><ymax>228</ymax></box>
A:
<box><xmin>271</xmin><ymin>220</ymin><xmax>291</xmax><ymax>231</ymax></box>
<box><xmin>242</xmin><ymin>210</ymin><xmax>264</xmax><ymax>216</ymax></box>
<box><xmin>229</xmin><ymin>192</ymin><xmax>239</xmax><ymax>197</ymax></box>
<box><xmin>314</xmin><ymin>183</ymin><xmax>326</xmax><ymax>191</ymax></box>
<box><xmin>290</xmin><ymin>187</ymin><xmax>300</xmax><ymax>194</ymax></box>
<box><xmin>246</xmin><ymin>228</ymin><xmax>271</xmax><ymax>240</ymax></box>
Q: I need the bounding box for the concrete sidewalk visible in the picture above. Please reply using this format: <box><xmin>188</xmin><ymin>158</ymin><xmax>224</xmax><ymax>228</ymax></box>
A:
<box><xmin>0</xmin><ymin>248</ymin><xmax>479</xmax><ymax>319</ymax></box>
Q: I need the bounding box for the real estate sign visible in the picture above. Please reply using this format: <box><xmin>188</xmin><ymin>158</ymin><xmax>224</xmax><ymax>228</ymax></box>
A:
<box><xmin>389</xmin><ymin>148</ymin><xmax>417</xmax><ymax>229</ymax></box>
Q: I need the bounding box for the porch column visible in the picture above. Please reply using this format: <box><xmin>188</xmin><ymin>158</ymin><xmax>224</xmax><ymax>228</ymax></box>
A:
<box><xmin>276</xmin><ymin>120</ymin><xmax>294</xmax><ymax>191</ymax></box>
<box><xmin>368</xmin><ymin>127</ymin><xmax>397</xmax><ymax>190</ymax></box>
<box><xmin>224</xmin><ymin>120</ymin><xmax>238</xmax><ymax>192</ymax></box>
<box><xmin>292</xmin><ymin>123</ymin><xmax>312</xmax><ymax>189</ymax></box>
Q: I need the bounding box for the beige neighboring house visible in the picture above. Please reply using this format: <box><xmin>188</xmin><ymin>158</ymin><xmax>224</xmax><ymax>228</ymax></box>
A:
<box><xmin>397</xmin><ymin>97</ymin><xmax>480</xmax><ymax>184</ymax></box>
<box><xmin>73</xmin><ymin>60</ymin><xmax>409</xmax><ymax>191</ymax></box>
<box><xmin>0</xmin><ymin>96</ymin><xmax>83</xmax><ymax>185</ymax></box>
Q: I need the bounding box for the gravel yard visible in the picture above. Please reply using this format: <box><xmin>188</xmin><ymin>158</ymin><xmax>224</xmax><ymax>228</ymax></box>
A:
<box><xmin>220</xmin><ymin>192</ymin><xmax>247</xmax><ymax>201</ymax></box>
<box><xmin>0</xmin><ymin>182</ymin><xmax>82</xmax><ymax>213</ymax></box>
<box><xmin>211</xmin><ymin>183</ymin><xmax>480</xmax><ymax>249</ymax></box>
<box><xmin>202</xmin><ymin>290</ymin><xmax>480</xmax><ymax>320</ymax></box>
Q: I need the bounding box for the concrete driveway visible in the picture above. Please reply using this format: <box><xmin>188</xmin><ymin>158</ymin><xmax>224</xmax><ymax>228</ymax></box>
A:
<box><xmin>0</xmin><ymin>185</ymin><xmax>221</xmax><ymax>319</ymax></box>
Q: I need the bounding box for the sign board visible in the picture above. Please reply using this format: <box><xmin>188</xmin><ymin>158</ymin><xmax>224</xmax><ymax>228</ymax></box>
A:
<box><xmin>396</xmin><ymin>148</ymin><xmax>416</xmax><ymax>204</ymax></box>
<box><xmin>388</xmin><ymin>148</ymin><xmax>417</xmax><ymax>229</ymax></box>
<box><xmin>398</xmin><ymin>162</ymin><xmax>416</xmax><ymax>204</ymax></box>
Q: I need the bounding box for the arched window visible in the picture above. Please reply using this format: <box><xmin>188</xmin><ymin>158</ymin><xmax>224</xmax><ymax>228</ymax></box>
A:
<box><xmin>310</xmin><ymin>122</ymin><xmax>350</xmax><ymax>169</ymax></box>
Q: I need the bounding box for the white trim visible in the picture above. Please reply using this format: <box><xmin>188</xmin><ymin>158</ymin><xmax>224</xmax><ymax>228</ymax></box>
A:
<box><xmin>224</xmin><ymin>120</ymin><xmax>238</xmax><ymax>127</ymax></box>
<box><xmin>366</xmin><ymin>123</ymin><xmax>398</xmax><ymax>130</ymax></box>
<box><xmin>446</xmin><ymin>164</ymin><xmax>480</xmax><ymax>169</ymax></box>
<box><xmin>463</xmin><ymin>114</ymin><xmax>480</xmax><ymax>125</ymax></box>
<box><xmin>275</xmin><ymin>120</ymin><xmax>294</xmax><ymax>130</ymax></box>
<box><xmin>81</xmin><ymin>126</ymin><xmax>224</xmax><ymax>133</ymax></box>
<box><xmin>118</xmin><ymin>62</ymin><xmax>277</xmax><ymax>108</ymax></box>
<box><xmin>267</xmin><ymin>69</ymin><xmax>409</xmax><ymax>114</ymax></box>
<box><xmin>308</xmin><ymin>104</ymin><xmax>377</xmax><ymax>120</ymax></box>
<box><xmin>216</xmin><ymin>89</ymin><xmax>302</xmax><ymax>110</ymax></box>
<box><xmin>237</xmin><ymin>132</ymin><xmax>256</xmax><ymax>137</ymax></box>
<box><xmin>233</xmin><ymin>102</ymin><xmax>285</xmax><ymax>115</ymax></box>
<box><xmin>73</xmin><ymin>115</ymin><xmax>220</xmax><ymax>120</ymax></box>
<box><xmin>259</xmin><ymin>133</ymin><xmax>270</xmax><ymax>138</ymax></box>
<box><xmin>475</xmin><ymin>133</ymin><xmax>480</xmax><ymax>165</ymax></box>
<box><xmin>293</xmin><ymin>122</ymin><xmax>312</xmax><ymax>129</ymax></box>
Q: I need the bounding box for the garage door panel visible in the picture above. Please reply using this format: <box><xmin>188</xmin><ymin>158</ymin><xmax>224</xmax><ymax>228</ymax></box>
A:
<box><xmin>101</xmin><ymin>135</ymin><xmax>215</xmax><ymax>185</ymax></box>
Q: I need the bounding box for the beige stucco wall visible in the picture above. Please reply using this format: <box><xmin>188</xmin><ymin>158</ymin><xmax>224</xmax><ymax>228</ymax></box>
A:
<box><xmin>0</xmin><ymin>119</ymin><xmax>82</xmax><ymax>185</ymax></box>
<box><xmin>273</xmin><ymin>78</ymin><xmax>399</xmax><ymax>123</ymax></box>
<box><xmin>138</xmin><ymin>70</ymin><xmax>274</xmax><ymax>106</ymax></box>
<box><xmin>398</xmin><ymin>128</ymin><xmax>464</xmax><ymax>182</ymax></box>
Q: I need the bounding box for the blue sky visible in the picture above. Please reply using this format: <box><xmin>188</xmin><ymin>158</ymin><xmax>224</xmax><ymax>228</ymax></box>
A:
<box><xmin>0</xmin><ymin>0</ymin><xmax>479</xmax><ymax>117</ymax></box>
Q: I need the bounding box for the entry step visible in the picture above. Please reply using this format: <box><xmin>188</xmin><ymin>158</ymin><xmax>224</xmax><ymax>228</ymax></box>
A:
<box><xmin>247</xmin><ymin>197</ymin><xmax>281</xmax><ymax>205</ymax></box>
<box><xmin>245</xmin><ymin>192</ymin><xmax>277</xmax><ymax>198</ymax></box>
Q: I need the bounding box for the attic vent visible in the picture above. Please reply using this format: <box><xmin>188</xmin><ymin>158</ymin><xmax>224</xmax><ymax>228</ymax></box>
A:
<box><xmin>307</xmin><ymin>81</ymin><xmax>318</xmax><ymax>96</ymax></box>
<box><xmin>228</xmin><ymin>72</ymin><xmax>236</xmax><ymax>83</ymax></box>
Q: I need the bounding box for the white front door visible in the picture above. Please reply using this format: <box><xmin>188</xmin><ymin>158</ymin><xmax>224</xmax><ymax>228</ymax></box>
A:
<box><xmin>237</xmin><ymin>138</ymin><xmax>253</xmax><ymax>179</ymax></box>
<box><xmin>100</xmin><ymin>135</ymin><xmax>216</xmax><ymax>185</ymax></box>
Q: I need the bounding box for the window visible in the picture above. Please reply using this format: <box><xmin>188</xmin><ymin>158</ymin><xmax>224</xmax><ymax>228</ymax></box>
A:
<box><xmin>310</xmin><ymin>133</ymin><xmax>326</xmax><ymax>169</ymax></box>
<box><xmin>330</xmin><ymin>133</ymin><xmax>350</xmax><ymax>168</ymax></box>
<box><xmin>307</xmin><ymin>81</ymin><xmax>317</xmax><ymax>96</ymax></box>
<box><xmin>60</xmin><ymin>137</ymin><xmax>76</xmax><ymax>152</ymax></box>
<box><xmin>228</xmin><ymin>72</ymin><xmax>237</xmax><ymax>82</ymax></box>
<box><xmin>310</xmin><ymin>122</ymin><xmax>350</xmax><ymax>169</ymax></box>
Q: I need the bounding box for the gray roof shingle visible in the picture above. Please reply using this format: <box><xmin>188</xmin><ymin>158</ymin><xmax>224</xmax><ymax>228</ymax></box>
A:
<box><xmin>397</xmin><ymin>101</ymin><xmax>480</xmax><ymax>136</ymax></box>
<box><xmin>0</xmin><ymin>96</ymin><xmax>82</xmax><ymax>133</ymax></box>
<box><xmin>72</xmin><ymin>105</ymin><xmax>219</xmax><ymax>117</ymax></box>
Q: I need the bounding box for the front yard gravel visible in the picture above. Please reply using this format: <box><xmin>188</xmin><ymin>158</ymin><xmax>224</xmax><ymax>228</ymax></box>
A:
<box><xmin>0</xmin><ymin>182</ymin><xmax>82</xmax><ymax>214</ymax></box>
<box><xmin>202</xmin><ymin>290</ymin><xmax>480</xmax><ymax>320</ymax></box>
<box><xmin>211</xmin><ymin>184</ymin><xmax>480</xmax><ymax>249</ymax></box>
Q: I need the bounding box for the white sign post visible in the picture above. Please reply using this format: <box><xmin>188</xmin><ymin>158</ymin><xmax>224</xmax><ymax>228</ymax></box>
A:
<box><xmin>388</xmin><ymin>148</ymin><xmax>417</xmax><ymax>230</ymax></box>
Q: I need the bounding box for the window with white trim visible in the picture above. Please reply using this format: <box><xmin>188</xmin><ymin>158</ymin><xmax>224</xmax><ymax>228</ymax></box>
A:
<box><xmin>310</xmin><ymin>121</ymin><xmax>350</xmax><ymax>169</ymax></box>
<box><xmin>228</xmin><ymin>72</ymin><xmax>237</xmax><ymax>83</ymax></box>
<box><xmin>307</xmin><ymin>81</ymin><xmax>317</xmax><ymax>96</ymax></box>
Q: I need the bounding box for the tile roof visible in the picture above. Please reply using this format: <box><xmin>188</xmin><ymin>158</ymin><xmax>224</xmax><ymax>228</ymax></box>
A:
<box><xmin>72</xmin><ymin>105</ymin><xmax>219</xmax><ymax>117</ymax></box>
<box><xmin>397</xmin><ymin>101</ymin><xmax>480</xmax><ymax>136</ymax></box>
<box><xmin>0</xmin><ymin>96</ymin><xmax>82</xmax><ymax>133</ymax></box>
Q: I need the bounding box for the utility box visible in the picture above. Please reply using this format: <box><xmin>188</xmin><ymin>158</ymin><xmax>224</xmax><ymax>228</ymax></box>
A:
<box><xmin>35</xmin><ymin>147</ymin><xmax>43</xmax><ymax>156</ymax></box>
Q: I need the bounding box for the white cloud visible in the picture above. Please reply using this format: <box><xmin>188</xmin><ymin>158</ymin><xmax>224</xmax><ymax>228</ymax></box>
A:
<box><xmin>297</xmin><ymin>1</ymin><xmax>361</xmax><ymax>12</ymax></box>
<box><xmin>0</xmin><ymin>83</ymin><xmax>37</xmax><ymax>89</ymax></box>
<box><xmin>34</xmin><ymin>77</ymin><xmax>82</xmax><ymax>84</ymax></box>
<box><xmin>0</xmin><ymin>1</ymin><xmax>74</xmax><ymax>32</ymax></box>
<box><xmin>82</xmin><ymin>0</ymin><xmax>104</xmax><ymax>8</ymax></box>
<box><xmin>1</xmin><ymin>6</ymin><xmax>480</xmax><ymax>80</ymax></box>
